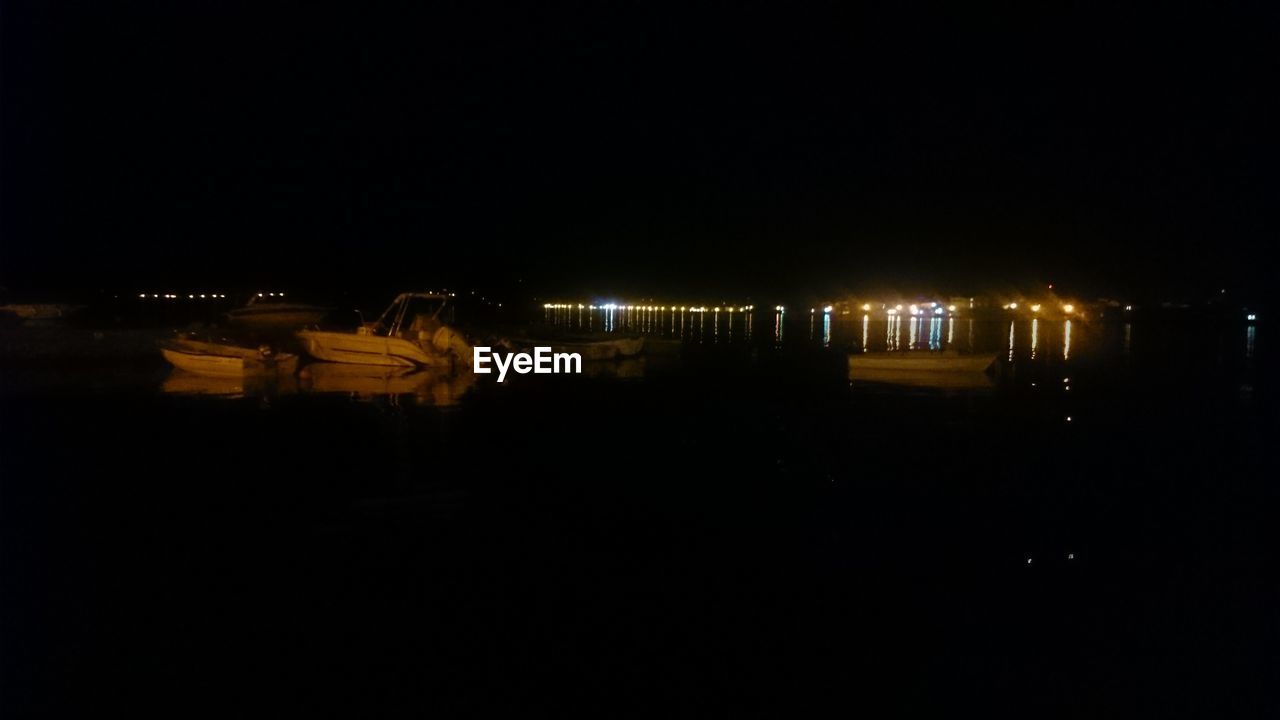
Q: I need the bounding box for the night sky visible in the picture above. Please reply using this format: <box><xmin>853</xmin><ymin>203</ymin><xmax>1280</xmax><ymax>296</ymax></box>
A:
<box><xmin>2</xmin><ymin>2</ymin><xmax>1275</xmax><ymax>299</ymax></box>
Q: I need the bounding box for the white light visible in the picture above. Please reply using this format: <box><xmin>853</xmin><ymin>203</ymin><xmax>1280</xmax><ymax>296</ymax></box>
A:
<box><xmin>1009</xmin><ymin>302</ymin><xmax>1018</xmax><ymax>310</ymax></box>
<box><xmin>1247</xmin><ymin>314</ymin><xmax>1257</xmax><ymax>321</ymax></box>
<box><xmin>1030</xmin><ymin>304</ymin><xmax>1041</xmax><ymax>313</ymax></box>
<box><xmin>933</xmin><ymin>307</ymin><xmax>944</xmax><ymax>315</ymax></box>
<box><xmin>861</xmin><ymin>303</ymin><xmax>871</xmax><ymax>311</ymax></box>
<box><xmin>948</xmin><ymin>305</ymin><xmax>956</xmax><ymax>312</ymax></box>
<box><xmin>1062</xmin><ymin>304</ymin><xmax>1075</xmax><ymax>314</ymax></box>
<box><xmin>823</xmin><ymin>306</ymin><xmax>833</xmax><ymax>313</ymax></box>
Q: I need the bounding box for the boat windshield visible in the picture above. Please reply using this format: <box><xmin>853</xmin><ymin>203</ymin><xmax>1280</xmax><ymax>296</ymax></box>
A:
<box><xmin>372</xmin><ymin>294</ymin><xmax>453</xmax><ymax>337</ymax></box>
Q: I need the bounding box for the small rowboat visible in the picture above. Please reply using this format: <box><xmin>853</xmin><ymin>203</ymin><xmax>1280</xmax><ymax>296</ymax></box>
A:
<box><xmin>848</xmin><ymin>351</ymin><xmax>999</xmax><ymax>388</ymax></box>
<box><xmin>160</xmin><ymin>338</ymin><xmax>299</xmax><ymax>378</ymax></box>
<box><xmin>552</xmin><ymin>336</ymin><xmax>645</xmax><ymax>361</ymax></box>
<box><xmin>506</xmin><ymin>335</ymin><xmax>646</xmax><ymax>361</ymax></box>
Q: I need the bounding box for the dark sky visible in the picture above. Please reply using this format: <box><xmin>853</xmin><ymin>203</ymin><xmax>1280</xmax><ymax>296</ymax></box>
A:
<box><xmin>2</xmin><ymin>2</ymin><xmax>1276</xmax><ymax>299</ymax></box>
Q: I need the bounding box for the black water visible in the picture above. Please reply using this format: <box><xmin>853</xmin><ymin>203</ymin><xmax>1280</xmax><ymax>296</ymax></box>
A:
<box><xmin>2</xmin><ymin>316</ymin><xmax>1275</xmax><ymax>716</ymax></box>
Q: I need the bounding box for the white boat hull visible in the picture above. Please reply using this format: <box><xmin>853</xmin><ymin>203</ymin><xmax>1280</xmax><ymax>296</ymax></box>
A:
<box><xmin>296</xmin><ymin>330</ymin><xmax>451</xmax><ymax>368</ymax></box>
<box><xmin>848</xmin><ymin>353</ymin><xmax>997</xmax><ymax>373</ymax></box>
<box><xmin>160</xmin><ymin>343</ymin><xmax>299</xmax><ymax>378</ymax></box>
<box><xmin>848</xmin><ymin>352</ymin><xmax>998</xmax><ymax>388</ymax></box>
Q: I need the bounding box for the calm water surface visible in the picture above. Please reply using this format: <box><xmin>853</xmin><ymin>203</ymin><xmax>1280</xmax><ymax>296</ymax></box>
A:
<box><xmin>1</xmin><ymin>313</ymin><xmax>1274</xmax><ymax>715</ymax></box>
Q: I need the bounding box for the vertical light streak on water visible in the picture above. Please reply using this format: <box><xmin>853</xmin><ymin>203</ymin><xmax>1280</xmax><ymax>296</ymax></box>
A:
<box><xmin>947</xmin><ymin>317</ymin><xmax>954</xmax><ymax>346</ymax></box>
<box><xmin>1064</xmin><ymin>320</ymin><xmax>1072</xmax><ymax>360</ymax></box>
<box><xmin>775</xmin><ymin>311</ymin><xmax>784</xmax><ymax>345</ymax></box>
<box><xmin>822</xmin><ymin>311</ymin><xmax>831</xmax><ymax>348</ymax></box>
<box><xmin>1246</xmin><ymin>325</ymin><xmax>1255</xmax><ymax>359</ymax></box>
<box><xmin>1008</xmin><ymin>321</ymin><xmax>1016</xmax><ymax>362</ymax></box>
<box><xmin>968</xmin><ymin>318</ymin><xmax>974</xmax><ymax>351</ymax></box>
<box><xmin>929</xmin><ymin>317</ymin><xmax>941</xmax><ymax>350</ymax></box>
<box><xmin>861</xmin><ymin>314</ymin><xmax>869</xmax><ymax>351</ymax></box>
<box><xmin>810</xmin><ymin>312</ymin><xmax>815</xmax><ymax>341</ymax></box>
<box><xmin>714</xmin><ymin>309</ymin><xmax>720</xmax><ymax>343</ymax></box>
<box><xmin>1030</xmin><ymin>318</ymin><xmax>1039</xmax><ymax>359</ymax></box>
<box><xmin>908</xmin><ymin>317</ymin><xmax>918</xmax><ymax>348</ymax></box>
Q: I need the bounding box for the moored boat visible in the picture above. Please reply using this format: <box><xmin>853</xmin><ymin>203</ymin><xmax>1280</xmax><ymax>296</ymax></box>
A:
<box><xmin>848</xmin><ymin>351</ymin><xmax>999</xmax><ymax>388</ymax></box>
<box><xmin>160</xmin><ymin>337</ymin><xmax>299</xmax><ymax>378</ymax></box>
<box><xmin>505</xmin><ymin>334</ymin><xmax>645</xmax><ymax>361</ymax></box>
<box><xmin>227</xmin><ymin>295</ymin><xmax>329</xmax><ymax>329</ymax></box>
<box><xmin>296</xmin><ymin>293</ymin><xmax>473</xmax><ymax>368</ymax></box>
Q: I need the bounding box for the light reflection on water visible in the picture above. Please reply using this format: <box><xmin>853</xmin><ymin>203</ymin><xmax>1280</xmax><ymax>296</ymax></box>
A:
<box><xmin>537</xmin><ymin>306</ymin><xmax>1260</xmax><ymax>378</ymax></box>
<box><xmin>160</xmin><ymin>365</ymin><xmax>478</xmax><ymax>405</ymax></box>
